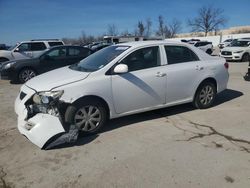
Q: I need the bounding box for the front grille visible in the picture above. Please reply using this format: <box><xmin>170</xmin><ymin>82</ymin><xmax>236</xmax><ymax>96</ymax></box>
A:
<box><xmin>19</xmin><ymin>92</ymin><xmax>27</xmax><ymax>100</ymax></box>
<box><xmin>221</xmin><ymin>51</ymin><xmax>232</xmax><ymax>55</ymax></box>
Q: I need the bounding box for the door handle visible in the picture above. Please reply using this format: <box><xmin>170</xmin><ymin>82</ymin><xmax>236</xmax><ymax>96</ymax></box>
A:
<box><xmin>195</xmin><ymin>65</ymin><xmax>204</xmax><ymax>71</ymax></box>
<box><xmin>156</xmin><ymin>72</ymin><xmax>166</xmax><ymax>77</ymax></box>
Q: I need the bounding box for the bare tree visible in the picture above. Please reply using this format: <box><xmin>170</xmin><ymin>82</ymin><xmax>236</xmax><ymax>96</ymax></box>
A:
<box><xmin>107</xmin><ymin>24</ymin><xmax>118</xmax><ymax>36</ymax></box>
<box><xmin>145</xmin><ymin>18</ymin><xmax>152</xmax><ymax>37</ymax></box>
<box><xmin>156</xmin><ymin>15</ymin><xmax>170</xmax><ymax>38</ymax></box>
<box><xmin>120</xmin><ymin>29</ymin><xmax>131</xmax><ymax>36</ymax></box>
<box><xmin>137</xmin><ymin>21</ymin><xmax>145</xmax><ymax>36</ymax></box>
<box><xmin>187</xmin><ymin>5</ymin><xmax>227</xmax><ymax>36</ymax></box>
<box><xmin>169</xmin><ymin>19</ymin><xmax>182</xmax><ymax>38</ymax></box>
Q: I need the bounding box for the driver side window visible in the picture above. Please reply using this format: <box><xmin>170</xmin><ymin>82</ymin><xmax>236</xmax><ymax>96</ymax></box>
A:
<box><xmin>18</xmin><ymin>43</ymin><xmax>30</xmax><ymax>52</ymax></box>
<box><xmin>121</xmin><ymin>46</ymin><xmax>160</xmax><ymax>72</ymax></box>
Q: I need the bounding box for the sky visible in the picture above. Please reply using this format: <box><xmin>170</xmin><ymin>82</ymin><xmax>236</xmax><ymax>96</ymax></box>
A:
<box><xmin>0</xmin><ymin>0</ymin><xmax>250</xmax><ymax>45</ymax></box>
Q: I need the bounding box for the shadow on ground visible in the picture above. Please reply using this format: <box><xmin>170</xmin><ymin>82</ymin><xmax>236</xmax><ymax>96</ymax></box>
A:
<box><xmin>49</xmin><ymin>89</ymin><xmax>243</xmax><ymax>150</ymax></box>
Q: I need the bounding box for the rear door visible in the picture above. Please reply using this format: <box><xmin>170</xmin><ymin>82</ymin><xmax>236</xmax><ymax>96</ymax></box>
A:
<box><xmin>111</xmin><ymin>46</ymin><xmax>167</xmax><ymax>114</ymax></box>
<box><xmin>164</xmin><ymin>45</ymin><xmax>204</xmax><ymax>104</ymax></box>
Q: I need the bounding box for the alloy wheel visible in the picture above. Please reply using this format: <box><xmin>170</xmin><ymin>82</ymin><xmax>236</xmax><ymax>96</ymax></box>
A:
<box><xmin>199</xmin><ymin>85</ymin><xmax>214</xmax><ymax>105</ymax></box>
<box><xmin>19</xmin><ymin>69</ymin><xmax>36</xmax><ymax>82</ymax></box>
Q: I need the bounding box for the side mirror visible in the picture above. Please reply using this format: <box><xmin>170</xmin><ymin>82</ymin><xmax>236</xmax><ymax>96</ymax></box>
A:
<box><xmin>113</xmin><ymin>64</ymin><xmax>128</xmax><ymax>74</ymax></box>
<box><xmin>14</xmin><ymin>48</ymin><xmax>20</xmax><ymax>52</ymax></box>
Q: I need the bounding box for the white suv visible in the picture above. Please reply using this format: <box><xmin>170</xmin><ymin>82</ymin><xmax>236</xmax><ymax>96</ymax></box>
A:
<box><xmin>15</xmin><ymin>41</ymin><xmax>229</xmax><ymax>148</ymax></box>
<box><xmin>0</xmin><ymin>39</ymin><xmax>64</xmax><ymax>62</ymax></box>
<box><xmin>193</xmin><ymin>41</ymin><xmax>213</xmax><ymax>55</ymax></box>
<box><xmin>220</xmin><ymin>39</ymin><xmax>250</xmax><ymax>62</ymax></box>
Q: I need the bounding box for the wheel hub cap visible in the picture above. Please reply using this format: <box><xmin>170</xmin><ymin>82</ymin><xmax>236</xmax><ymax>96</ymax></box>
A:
<box><xmin>74</xmin><ymin>106</ymin><xmax>101</xmax><ymax>131</ymax></box>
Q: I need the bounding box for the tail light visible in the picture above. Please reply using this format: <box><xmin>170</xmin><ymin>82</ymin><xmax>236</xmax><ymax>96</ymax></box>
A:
<box><xmin>224</xmin><ymin>62</ymin><xmax>229</xmax><ymax>69</ymax></box>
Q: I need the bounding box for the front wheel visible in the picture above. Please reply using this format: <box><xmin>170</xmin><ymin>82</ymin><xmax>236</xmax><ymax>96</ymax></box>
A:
<box><xmin>65</xmin><ymin>100</ymin><xmax>107</xmax><ymax>134</ymax></box>
<box><xmin>193</xmin><ymin>82</ymin><xmax>216</xmax><ymax>109</ymax></box>
<box><xmin>241</xmin><ymin>53</ymin><xmax>249</xmax><ymax>62</ymax></box>
<box><xmin>18</xmin><ymin>68</ymin><xmax>37</xmax><ymax>83</ymax></box>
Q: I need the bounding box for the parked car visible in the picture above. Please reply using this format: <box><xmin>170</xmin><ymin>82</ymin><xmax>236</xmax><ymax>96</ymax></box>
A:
<box><xmin>15</xmin><ymin>41</ymin><xmax>229</xmax><ymax>148</ymax></box>
<box><xmin>220</xmin><ymin>39</ymin><xmax>250</xmax><ymax>62</ymax></box>
<box><xmin>218</xmin><ymin>39</ymin><xmax>233</xmax><ymax>49</ymax></box>
<box><xmin>0</xmin><ymin>45</ymin><xmax>92</xmax><ymax>83</ymax></box>
<box><xmin>0</xmin><ymin>39</ymin><xmax>64</xmax><ymax>63</ymax></box>
<box><xmin>193</xmin><ymin>41</ymin><xmax>213</xmax><ymax>54</ymax></box>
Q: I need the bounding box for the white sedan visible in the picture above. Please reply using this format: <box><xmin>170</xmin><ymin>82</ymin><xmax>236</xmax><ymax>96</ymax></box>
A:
<box><xmin>15</xmin><ymin>41</ymin><xmax>229</xmax><ymax>148</ymax></box>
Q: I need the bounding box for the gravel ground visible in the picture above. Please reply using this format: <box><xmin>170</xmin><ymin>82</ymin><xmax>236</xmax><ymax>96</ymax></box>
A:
<box><xmin>0</xmin><ymin>62</ymin><xmax>250</xmax><ymax>188</ymax></box>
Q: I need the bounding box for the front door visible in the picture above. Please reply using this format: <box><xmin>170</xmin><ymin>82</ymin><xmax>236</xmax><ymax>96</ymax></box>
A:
<box><xmin>40</xmin><ymin>47</ymin><xmax>67</xmax><ymax>73</ymax></box>
<box><xmin>111</xmin><ymin>46</ymin><xmax>167</xmax><ymax>114</ymax></box>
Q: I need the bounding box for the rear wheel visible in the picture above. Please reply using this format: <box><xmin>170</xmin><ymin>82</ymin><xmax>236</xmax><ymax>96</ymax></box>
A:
<box><xmin>206</xmin><ymin>49</ymin><xmax>212</xmax><ymax>55</ymax></box>
<box><xmin>65</xmin><ymin>100</ymin><xmax>107</xmax><ymax>134</ymax></box>
<box><xmin>193</xmin><ymin>82</ymin><xmax>216</xmax><ymax>109</ymax></box>
<box><xmin>241</xmin><ymin>53</ymin><xmax>249</xmax><ymax>62</ymax></box>
<box><xmin>18</xmin><ymin>68</ymin><xmax>37</xmax><ymax>83</ymax></box>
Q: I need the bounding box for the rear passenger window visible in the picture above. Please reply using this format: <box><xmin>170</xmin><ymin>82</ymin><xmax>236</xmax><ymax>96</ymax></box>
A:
<box><xmin>68</xmin><ymin>48</ymin><xmax>80</xmax><ymax>56</ymax></box>
<box><xmin>30</xmin><ymin>42</ymin><xmax>46</xmax><ymax>51</ymax></box>
<box><xmin>164</xmin><ymin>46</ymin><xmax>199</xmax><ymax>64</ymax></box>
<box><xmin>48</xmin><ymin>42</ymin><xmax>64</xmax><ymax>47</ymax></box>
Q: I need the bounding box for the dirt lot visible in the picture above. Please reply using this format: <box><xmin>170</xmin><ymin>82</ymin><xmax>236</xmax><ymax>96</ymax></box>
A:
<box><xmin>0</xmin><ymin>62</ymin><xmax>250</xmax><ymax>188</ymax></box>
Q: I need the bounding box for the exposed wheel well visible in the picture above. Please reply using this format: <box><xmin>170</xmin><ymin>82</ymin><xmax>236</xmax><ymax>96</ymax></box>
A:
<box><xmin>72</xmin><ymin>95</ymin><xmax>110</xmax><ymax>119</ymax></box>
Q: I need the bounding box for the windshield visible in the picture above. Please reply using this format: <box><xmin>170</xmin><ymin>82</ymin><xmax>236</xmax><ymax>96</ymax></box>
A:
<box><xmin>230</xmin><ymin>40</ymin><xmax>250</xmax><ymax>47</ymax></box>
<box><xmin>70</xmin><ymin>45</ymin><xmax>130</xmax><ymax>72</ymax></box>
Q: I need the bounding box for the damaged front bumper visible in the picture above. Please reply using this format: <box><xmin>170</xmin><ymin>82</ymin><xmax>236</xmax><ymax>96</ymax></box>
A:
<box><xmin>15</xmin><ymin>85</ymin><xmax>66</xmax><ymax>148</ymax></box>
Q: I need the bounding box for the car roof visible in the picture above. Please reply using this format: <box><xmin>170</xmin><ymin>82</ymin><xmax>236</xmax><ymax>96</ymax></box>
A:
<box><xmin>115</xmin><ymin>40</ymin><xmax>183</xmax><ymax>48</ymax></box>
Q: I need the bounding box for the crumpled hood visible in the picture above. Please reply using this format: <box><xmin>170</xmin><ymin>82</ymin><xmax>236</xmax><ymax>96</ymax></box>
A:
<box><xmin>222</xmin><ymin>47</ymin><xmax>247</xmax><ymax>52</ymax></box>
<box><xmin>25</xmin><ymin>66</ymin><xmax>90</xmax><ymax>91</ymax></box>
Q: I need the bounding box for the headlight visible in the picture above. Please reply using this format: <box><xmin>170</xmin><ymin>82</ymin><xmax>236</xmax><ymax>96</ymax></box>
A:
<box><xmin>33</xmin><ymin>90</ymin><xmax>64</xmax><ymax>104</ymax></box>
<box><xmin>234</xmin><ymin>50</ymin><xmax>244</xmax><ymax>53</ymax></box>
<box><xmin>3</xmin><ymin>61</ymin><xmax>16</xmax><ymax>69</ymax></box>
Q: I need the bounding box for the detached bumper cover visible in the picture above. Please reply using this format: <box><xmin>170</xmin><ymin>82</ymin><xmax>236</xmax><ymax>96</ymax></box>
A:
<box><xmin>15</xmin><ymin>85</ymin><xmax>66</xmax><ymax>148</ymax></box>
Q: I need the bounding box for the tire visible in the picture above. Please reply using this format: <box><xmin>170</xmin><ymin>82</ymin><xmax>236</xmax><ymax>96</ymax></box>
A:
<box><xmin>64</xmin><ymin>99</ymin><xmax>107</xmax><ymax>134</ymax></box>
<box><xmin>206</xmin><ymin>49</ymin><xmax>212</xmax><ymax>55</ymax></box>
<box><xmin>0</xmin><ymin>57</ymin><xmax>9</xmax><ymax>63</ymax></box>
<box><xmin>18</xmin><ymin>68</ymin><xmax>37</xmax><ymax>83</ymax></box>
<box><xmin>193</xmin><ymin>81</ymin><xmax>216</xmax><ymax>109</ymax></box>
<box><xmin>241</xmin><ymin>53</ymin><xmax>249</xmax><ymax>62</ymax></box>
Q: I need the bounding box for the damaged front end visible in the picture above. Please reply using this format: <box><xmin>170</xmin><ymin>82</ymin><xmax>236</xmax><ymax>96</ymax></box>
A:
<box><xmin>15</xmin><ymin>86</ymin><xmax>79</xmax><ymax>149</ymax></box>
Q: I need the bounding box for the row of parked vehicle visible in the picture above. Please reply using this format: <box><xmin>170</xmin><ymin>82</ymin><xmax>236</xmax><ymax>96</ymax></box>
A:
<box><xmin>0</xmin><ymin>39</ymin><xmax>112</xmax><ymax>83</ymax></box>
<box><xmin>219</xmin><ymin>38</ymin><xmax>250</xmax><ymax>62</ymax></box>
